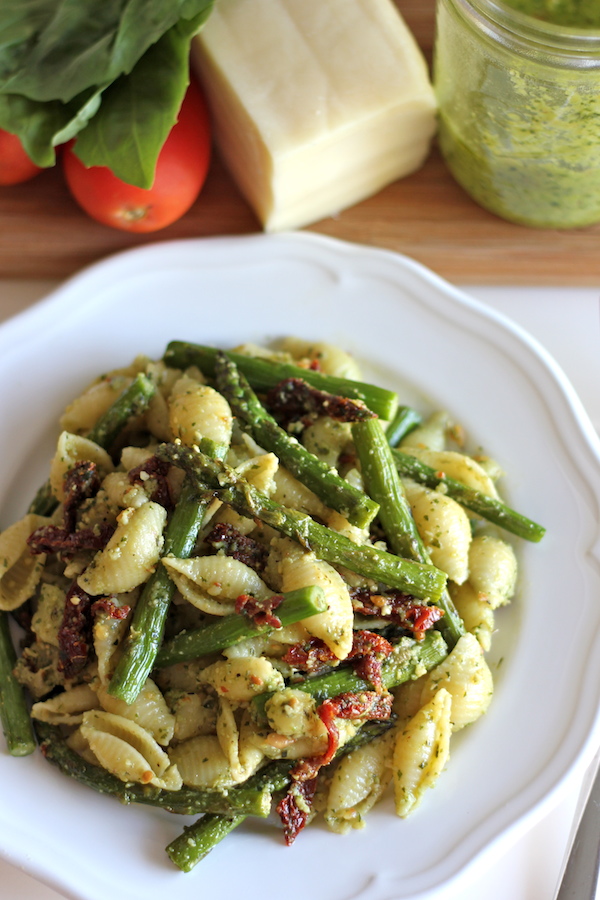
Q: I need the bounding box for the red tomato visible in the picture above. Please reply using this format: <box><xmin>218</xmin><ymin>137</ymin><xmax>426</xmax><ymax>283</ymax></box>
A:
<box><xmin>62</xmin><ymin>80</ymin><xmax>211</xmax><ymax>232</ymax></box>
<box><xmin>0</xmin><ymin>129</ymin><xmax>43</xmax><ymax>185</ymax></box>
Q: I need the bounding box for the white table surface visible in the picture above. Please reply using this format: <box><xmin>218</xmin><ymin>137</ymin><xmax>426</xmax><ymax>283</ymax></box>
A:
<box><xmin>0</xmin><ymin>276</ymin><xmax>598</xmax><ymax>900</ymax></box>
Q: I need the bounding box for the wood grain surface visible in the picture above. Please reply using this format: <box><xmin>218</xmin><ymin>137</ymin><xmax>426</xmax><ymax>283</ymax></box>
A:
<box><xmin>0</xmin><ymin>1</ymin><xmax>598</xmax><ymax>286</ymax></box>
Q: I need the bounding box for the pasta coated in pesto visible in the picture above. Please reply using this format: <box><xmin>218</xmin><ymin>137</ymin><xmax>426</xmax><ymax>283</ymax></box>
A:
<box><xmin>0</xmin><ymin>336</ymin><xmax>541</xmax><ymax>869</ymax></box>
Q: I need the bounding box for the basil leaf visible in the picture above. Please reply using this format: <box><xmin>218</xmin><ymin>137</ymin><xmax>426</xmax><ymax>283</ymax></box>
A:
<box><xmin>72</xmin><ymin>9</ymin><xmax>211</xmax><ymax>188</ymax></box>
<box><xmin>0</xmin><ymin>0</ymin><xmax>213</xmax><ymax>103</ymax></box>
<box><xmin>0</xmin><ymin>87</ymin><xmax>104</xmax><ymax>167</ymax></box>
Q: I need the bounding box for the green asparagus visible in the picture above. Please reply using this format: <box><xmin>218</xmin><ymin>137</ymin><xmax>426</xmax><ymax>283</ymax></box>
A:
<box><xmin>0</xmin><ymin>612</ymin><xmax>35</xmax><ymax>756</ymax></box>
<box><xmin>214</xmin><ymin>352</ymin><xmax>379</xmax><ymax>529</ymax></box>
<box><xmin>353</xmin><ymin>419</ymin><xmax>465</xmax><ymax>647</ymax></box>
<box><xmin>155</xmin><ymin>586</ymin><xmax>327</xmax><ymax>668</ymax></box>
<box><xmin>385</xmin><ymin>405</ymin><xmax>422</xmax><ymax>447</ymax></box>
<box><xmin>107</xmin><ymin>479</ymin><xmax>210</xmax><ymax>704</ymax></box>
<box><xmin>155</xmin><ymin>443</ymin><xmax>448</xmax><ymax>602</ymax></box>
<box><xmin>163</xmin><ymin>340</ymin><xmax>398</xmax><ymax>420</ymax></box>
<box><xmin>35</xmin><ymin>721</ymin><xmax>271</xmax><ymax>816</ymax></box>
<box><xmin>391</xmin><ymin>448</ymin><xmax>546</xmax><ymax>542</ymax></box>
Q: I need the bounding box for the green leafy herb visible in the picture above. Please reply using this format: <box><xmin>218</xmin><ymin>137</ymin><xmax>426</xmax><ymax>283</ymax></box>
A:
<box><xmin>0</xmin><ymin>0</ymin><xmax>214</xmax><ymax>186</ymax></box>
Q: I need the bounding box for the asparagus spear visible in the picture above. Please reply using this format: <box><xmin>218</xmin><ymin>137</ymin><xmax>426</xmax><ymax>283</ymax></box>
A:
<box><xmin>251</xmin><ymin>630</ymin><xmax>447</xmax><ymax>726</ymax></box>
<box><xmin>35</xmin><ymin>720</ymin><xmax>271</xmax><ymax>817</ymax></box>
<box><xmin>0</xmin><ymin>612</ymin><xmax>35</xmax><ymax>756</ymax></box>
<box><xmin>385</xmin><ymin>405</ymin><xmax>422</xmax><ymax>447</ymax></box>
<box><xmin>29</xmin><ymin>372</ymin><xmax>156</xmax><ymax>517</ymax></box>
<box><xmin>155</xmin><ymin>443</ymin><xmax>448</xmax><ymax>602</ymax></box>
<box><xmin>214</xmin><ymin>352</ymin><xmax>379</xmax><ymax>529</ymax></box>
<box><xmin>353</xmin><ymin>419</ymin><xmax>465</xmax><ymax>647</ymax></box>
<box><xmin>155</xmin><ymin>585</ymin><xmax>327</xmax><ymax>668</ymax></box>
<box><xmin>163</xmin><ymin>340</ymin><xmax>398</xmax><ymax>421</ymax></box>
<box><xmin>166</xmin><ymin>814</ymin><xmax>245</xmax><ymax>872</ymax></box>
<box><xmin>107</xmin><ymin>479</ymin><xmax>209</xmax><ymax>704</ymax></box>
<box><xmin>391</xmin><ymin>448</ymin><xmax>546</xmax><ymax>543</ymax></box>
<box><xmin>86</xmin><ymin>372</ymin><xmax>156</xmax><ymax>450</ymax></box>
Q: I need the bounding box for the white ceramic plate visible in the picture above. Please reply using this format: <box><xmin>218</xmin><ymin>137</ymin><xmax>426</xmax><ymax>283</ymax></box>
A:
<box><xmin>1</xmin><ymin>232</ymin><xmax>600</xmax><ymax>900</ymax></box>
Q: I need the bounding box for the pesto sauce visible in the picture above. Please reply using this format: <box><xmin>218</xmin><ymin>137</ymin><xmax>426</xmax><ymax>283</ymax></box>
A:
<box><xmin>502</xmin><ymin>0</ymin><xmax>600</xmax><ymax>28</ymax></box>
<box><xmin>434</xmin><ymin>0</ymin><xmax>600</xmax><ymax>228</ymax></box>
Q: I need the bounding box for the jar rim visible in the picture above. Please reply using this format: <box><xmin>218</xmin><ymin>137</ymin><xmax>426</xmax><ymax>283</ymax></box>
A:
<box><xmin>456</xmin><ymin>0</ymin><xmax>600</xmax><ymax>54</ymax></box>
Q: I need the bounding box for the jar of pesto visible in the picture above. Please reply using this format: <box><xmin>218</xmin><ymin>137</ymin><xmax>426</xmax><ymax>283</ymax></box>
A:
<box><xmin>434</xmin><ymin>0</ymin><xmax>600</xmax><ymax>228</ymax></box>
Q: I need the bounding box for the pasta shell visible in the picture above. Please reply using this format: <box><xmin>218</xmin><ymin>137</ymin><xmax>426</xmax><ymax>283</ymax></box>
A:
<box><xmin>162</xmin><ymin>554</ymin><xmax>273</xmax><ymax>616</ymax></box>
<box><xmin>450</xmin><ymin>581</ymin><xmax>495</xmax><ymax>651</ymax></box>
<box><xmin>468</xmin><ymin>534</ymin><xmax>518</xmax><ymax>608</ymax></box>
<box><xmin>49</xmin><ymin>431</ymin><xmax>114</xmax><ymax>502</ymax></box>
<box><xmin>77</xmin><ymin>501</ymin><xmax>166</xmax><ymax>596</ymax></box>
<box><xmin>271</xmin><ymin>467</ymin><xmax>329</xmax><ymax>519</ymax></box>
<box><xmin>80</xmin><ymin>709</ymin><xmax>181</xmax><ymax>790</ymax></box>
<box><xmin>214</xmin><ymin>452</ymin><xmax>279</xmax><ymax>535</ymax></box>
<box><xmin>419</xmin><ymin>633</ymin><xmax>493</xmax><ymax>731</ymax></box>
<box><xmin>326</xmin><ymin>731</ymin><xmax>394</xmax><ymax>833</ymax></box>
<box><xmin>402</xmin><ymin>448</ymin><xmax>499</xmax><ymax>499</ymax></box>
<box><xmin>200</xmin><ymin>656</ymin><xmax>285</xmax><ymax>704</ymax></box>
<box><xmin>303</xmin><ymin>418</ymin><xmax>353</xmax><ymax>468</ymax></box>
<box><xmin>60</xmin><ymin>375</ymin><xmax>132</xmax><ymax>435</ymax></box>
<box><xmin>169</xmin><ymin>376</ymin><xmax>232</xmax><ymax>450</ymax></box>
<box><xmin>264</xmin><ymin>688</ymin><xmax>327</xmax><ymax>739</ymax></box>
<box><xmin>96</xmin><ymin>677</ymin><xmax>175</xmax><ymax>746</ymax></box>
<box><xmin>399</xmin><ymin>411</ymin><xmax>451</xmax><ymax>452</ymax></box>
<box><xmin>93</xmin><ymin>592</ymin><xmax>135</xmax><ymax>684</ymax></box>
<box><xmin>31</xmin><ymin>583</ymin><xmax>65</xmax><ymax>646</ymax></box>
<box><xmin>168</xmin><ymin>734</ymin><xmax>236</xmax><ymax>790</ymax></box>
<box><xmin>0</xmin><ymin>513</ymin><xmax>49</xmax><ymax>611</ymax></box>
<box><xmin>404</xmin><ymin>481</ymin><xmax>472</xmax><ymax>585</ymax></box>
<box><xmin>101</xmin><ymin>472</ymin><xmax>149</xmax><ymax>510</ymax></box>
<box><xmin>392</xmin><ymin>688</ymin><xmax>452</xmax><ymax>817</ymax></box>
<box><xmin>279</xmin><ymin>548</ymin><xmax>354</xmax><ymax>660</ymax></box>
<box><xmin>279</xmin><ymin>338</ymin><xmax>363</xmax><ymax>379</ymax></box>
<box><xmin>169</xmin><ymin>690</ymin><xmax>218</xmax><ymax>742</ymax></box>
<box><xmin>31</xmin><ymin>684</ymin><xmax>100</xmax><ymax>725</ymax></box>
<box><xmin>216</xmin><ymin>698</ymin><xmax>264</xmax><ymax>782</ymax></box>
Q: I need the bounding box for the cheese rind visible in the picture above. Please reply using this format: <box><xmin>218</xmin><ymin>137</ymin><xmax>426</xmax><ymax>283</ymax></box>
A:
<box><xmin>193</xmin><ymin>0</ymin><xmax>437</xmax><ymax>231</ymax></box>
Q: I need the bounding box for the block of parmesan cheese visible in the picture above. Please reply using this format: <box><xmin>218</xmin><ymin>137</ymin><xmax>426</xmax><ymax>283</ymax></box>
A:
<box><xmin>193</xmin><ymin>0</ymin><xmax>437</xmax><ymax>232</ymax></box>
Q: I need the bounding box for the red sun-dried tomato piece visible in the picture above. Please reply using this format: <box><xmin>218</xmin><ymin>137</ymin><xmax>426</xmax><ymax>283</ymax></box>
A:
<box><xmin>235</xmin><ymin>593</ymin><xmax>283</xmax><ymax>628</ymax></box>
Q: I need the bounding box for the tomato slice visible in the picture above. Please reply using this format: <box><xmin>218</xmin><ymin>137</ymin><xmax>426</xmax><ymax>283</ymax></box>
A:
<box><xmin>62</xmin><ymin>79</ymin><xmax>212</xmax><ymax>232</ymax></box>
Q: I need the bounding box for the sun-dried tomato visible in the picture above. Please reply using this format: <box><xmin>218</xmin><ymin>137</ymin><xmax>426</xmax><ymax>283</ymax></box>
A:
<box><xmin>63</xmin><ymin>460</ymin><xmax>102</xmax><ymax>531</ymax></box>
<box><xmin>57</xmin><ymin>582</ymin><xmax>94</xmax><ymax>678</ymax></box>
<box><xmin>91</xmin><ymin>596</ymin><xmax>131</xmax><ymax>620</ymax></box>
<box><xmin>235</xmin><ymin>593</ymin><xmax>283</xmax><ymax>628</ymax></box>
<box><xmin>349</xmin><ymin>630</ymin><xmax>393</xmax><ymax>693</ymax></box>
<box><xmin>204</xmin><ymin>523</ymin><xmax>268</xmax><ymax>572</ymax></box>
<box><xmin>265</xmin><ymin>377</ymin><xmax>377</xmax><ymax>429</ymax></box>
<box><xmin>282</xmin><ymin>637</ymin><xmax>338</xmax><ymax>673</ymax></box>
<box><xmin>27</xmin><ymin>522</ymin><xmax>115</xmax><ymax>556</ymax></box>
<box><xmin>276</xmin><ymin>777</ymin><xmax>318</xmax><ymax>846</ymax></box>
<box><xmin>351</xmin><ymin>587</ymin><xmax>444</xmax><ymax>640</ymax></box>
<box><xmin>128</xmin><ymin>455</ymin><xmax>172</xmax><ymax>509</ymax></box>
<box><xmin>282</xmin><ymin>630</ymin><xmax>393</xmax><ymax>690</ymax></box>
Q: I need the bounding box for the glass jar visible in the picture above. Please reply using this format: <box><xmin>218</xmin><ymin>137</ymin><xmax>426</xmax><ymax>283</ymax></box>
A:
<box><xmin>433</xmin><ymin>0</ymin><xmax>600</xmax><ymax>228</ymax></box>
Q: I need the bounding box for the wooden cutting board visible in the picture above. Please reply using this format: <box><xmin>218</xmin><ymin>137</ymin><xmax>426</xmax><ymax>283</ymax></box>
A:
<box><xmin>0</xmin><ymin>1</ymin><xmax>598</xmax><ymax>286</ymax></box>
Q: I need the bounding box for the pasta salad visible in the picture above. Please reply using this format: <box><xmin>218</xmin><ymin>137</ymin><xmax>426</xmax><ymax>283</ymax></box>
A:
<box><xmin>0</xmin><ymin>337</ymin><xmax>544</xmax><ymax>871</ymax></box>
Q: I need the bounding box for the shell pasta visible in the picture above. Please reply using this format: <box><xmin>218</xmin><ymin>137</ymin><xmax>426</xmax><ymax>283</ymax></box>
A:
<box><xmin>0</xmin><ymin>336</ymin><xmax>544</xmax><ymax>871</ymax></box>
